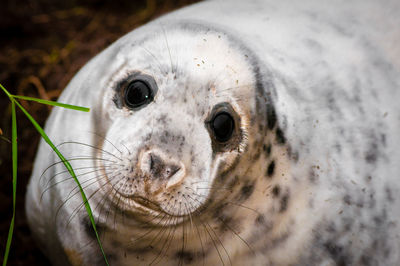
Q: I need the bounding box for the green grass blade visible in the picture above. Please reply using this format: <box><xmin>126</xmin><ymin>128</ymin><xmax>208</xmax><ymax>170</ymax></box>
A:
<box><xmin>12</xmin><ymin>95</ymin><xmax>90</xmax><ymax>112</ymax></box>
<box><xmin>0</xmin><ymin>83</ymin><xmax>12</xmax><ymax>98</ymax></box>
<box><xmin>13</xmin><ymin>100</ymin><xmax>108</xmax><ymax>266</ymax></box>
<box><xmin>2</xmin><ymin>101</ymin><xmax>17</xmax><ymax>266</ymax></box>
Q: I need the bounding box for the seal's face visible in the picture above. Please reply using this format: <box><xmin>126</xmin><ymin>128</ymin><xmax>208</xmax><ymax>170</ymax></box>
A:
<box><xmin>97</xmin><ymin>29</ymin><xmax>258</xmax><ymax>224</ymax></box>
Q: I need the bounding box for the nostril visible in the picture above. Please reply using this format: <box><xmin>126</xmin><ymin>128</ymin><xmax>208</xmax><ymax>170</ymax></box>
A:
<box><xmin>149</xmin><ymin>153</ymin><xmax>154</xmax><ymax>170</ymax></box>
<box><xmin>165</xmin><ymin>165</ymin><xmax>180</xmax><ymax>179</ymax></box>
<box><xmin>149</xmin><ymin>153</ymin><xmax>163</xmax><ymax>173</ymax></box>
<box><xmin>147</xmin><ymin>152</ymin><xmax>180</xmax><ymax>180</ymax></box>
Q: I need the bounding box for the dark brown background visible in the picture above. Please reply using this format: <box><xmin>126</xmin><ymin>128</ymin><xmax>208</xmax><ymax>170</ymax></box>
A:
<box><xmin>0</xmin><ymin>0</ymin><xmax>199</xmax><ymax>264</ymax></box>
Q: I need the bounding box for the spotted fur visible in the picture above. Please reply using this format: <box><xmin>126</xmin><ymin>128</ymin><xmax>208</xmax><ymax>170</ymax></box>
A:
<box><xmin>26</xmin><ymin>0</ymin><xmax>400</xmax><ymax>265</ymax></box>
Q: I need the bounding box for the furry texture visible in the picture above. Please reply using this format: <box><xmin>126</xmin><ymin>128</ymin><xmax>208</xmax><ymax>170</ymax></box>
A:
<box><xmin>26</xmin><ymin>0</ymin><xmax>400</xmax><ymax>265</ymax></box>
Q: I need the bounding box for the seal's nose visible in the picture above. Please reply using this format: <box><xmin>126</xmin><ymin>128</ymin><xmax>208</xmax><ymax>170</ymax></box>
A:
<box><xmin>140</xmin><ymin>150</ymin><xmax>185</xmax><ymax>189</ymax></box>
<box><xmin>149</xmin><ymin>153</ymin><xmax>180</xmax><ymax>180</ymax></box>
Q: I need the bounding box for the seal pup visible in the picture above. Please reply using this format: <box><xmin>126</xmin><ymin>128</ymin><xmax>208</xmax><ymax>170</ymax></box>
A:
<box><xmin>26</xmin><ymin>0</ymin><xmax>400</xmax><ymax>265</ymax></box>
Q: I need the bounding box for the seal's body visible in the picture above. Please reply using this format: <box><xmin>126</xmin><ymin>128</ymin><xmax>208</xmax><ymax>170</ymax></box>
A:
<box><xmin>26</xmin><ymin>0</ymin><xmax>400</xmax><ymax>265</ymax></box>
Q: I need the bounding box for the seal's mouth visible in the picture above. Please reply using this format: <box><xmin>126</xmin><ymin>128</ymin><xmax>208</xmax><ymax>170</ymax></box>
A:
<box><xmin>130</xmin><ymin>195</ymin><xmax>162</xmax><ymax>212</ymax></box>
<box><xmin>130</xmin><ymin>195</ymin><xmax>187</xmax><ymax>218</ymax></box>
<box><xmin>123</xmin><ymin>195</ymin><xmax>189</xmax><ymax>226</ymax></box>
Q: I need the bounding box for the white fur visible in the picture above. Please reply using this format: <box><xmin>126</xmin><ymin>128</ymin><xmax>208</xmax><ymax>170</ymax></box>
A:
<box><xmin>26</xmin><ymin>0</ymin><xmax>400</xmax><ymax>265</ymax></box>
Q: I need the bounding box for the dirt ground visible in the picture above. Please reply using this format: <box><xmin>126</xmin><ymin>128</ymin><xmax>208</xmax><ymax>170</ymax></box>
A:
<box><xmin>0</xmin><ymin>0</ymin><xmax>199</xmax><ymax>264</ymax></box>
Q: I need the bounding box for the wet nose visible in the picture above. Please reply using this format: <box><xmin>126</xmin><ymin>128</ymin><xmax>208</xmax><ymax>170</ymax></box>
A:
<box><xmin>149</xmin><ymin>153</ymin><xmax>181</xmax><ymax>180</ymax></box>
<box><xmin>140</xmin><ymin>150</ymin><xmax>185</xmax><ymax>189</ymax></box>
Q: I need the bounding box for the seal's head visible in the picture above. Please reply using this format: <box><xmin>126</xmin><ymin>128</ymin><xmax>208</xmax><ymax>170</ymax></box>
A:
<box><xmin>94</xmin><ymin>25</ymin><xmax>269</xmax><ymax>226</ymax></box>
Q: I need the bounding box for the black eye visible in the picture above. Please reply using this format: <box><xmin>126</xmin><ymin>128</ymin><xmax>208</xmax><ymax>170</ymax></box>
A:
<box><xmin>212</xmin><ymin>112</ymin><xmax>235</xmax><ymax>142</ymax></box>
<box><xmin>124</xmin><ymin>80</ymin><xmax>153</xmax><ymax>109</ymax></box>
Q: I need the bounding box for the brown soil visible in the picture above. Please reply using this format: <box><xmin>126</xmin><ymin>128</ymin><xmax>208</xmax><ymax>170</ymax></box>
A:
<box><xmin>0</xmin><ymin>0</ymin><xmax>199</xmax><ymax>264</ymax></box>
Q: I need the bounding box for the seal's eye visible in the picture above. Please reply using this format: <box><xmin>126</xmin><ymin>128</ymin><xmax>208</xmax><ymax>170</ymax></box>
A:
<box><xmin>212</xmin><ymin>112</ymin><xmax>235</xmax><ymax>142</ymax></box>
<box><xmin>124</xmin><ymin>80</ymin><xmax>153</xmax><ymax>109</ymax></box>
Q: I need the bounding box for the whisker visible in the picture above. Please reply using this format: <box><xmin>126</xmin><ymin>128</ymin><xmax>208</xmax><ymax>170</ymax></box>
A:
<box><xmin>39</xmin><ymin>157</ymin><xmax>120</xmax><ymax>184</ymax></box>
<box><xmin>179</xmin><ymin>203</ymin><xmax>186</xmax><ymax>266</ymax></box>
<box><xmin>87</xmin><ymin>131</ymin><xmax>124</xmax><ymax>155</ymax></box>
<box><xmin>64</xmin><ymin>173</ymin><xmax>119</xmax><ymax>227</ymax></box>
<box><xmin>148</xmin><ymin>214</ymin><xmax>177</xmax><ymax>265</ymax></box>
<box><xmin>190</xmin><ymin>190</ymin><xmax>261</xmax><ymax>216</ymax></box>
<box><xmin>184</xmin><ymin>197</ymin><xmax>205</xmax><ymax>266</ymax></box>
<box><xmin>139</xmin><ymin>45</ymin><xmax>167</xmax><ymax>75</ymax></box>
<box><xmin>44</xmin><ymin>164</ymin><xmax>114</xmax><ymax>187</ymax></box>
<box><xmin>189</xmin><ymin>194</ymin><xmax>255</xmax><ymax>259</ymax></box>
<box><xmin>188</xmin><ymin>193</ymin><xmax>231</xmax><ymax>266</ymax></box>
<box><xmin>152</xmin><ymin>214</ymin><xmax>179</xmax><ymax>265</ymax></box>
<box><xmin>120</xmin><ymin>142</ymin><xmax>131</xmax><ymax>155</ymax></box>
<box><xmin>41</xmin><ymin>166</ymin><xmax>113</xmax><ymax>201</ymax></box>
<box><xmin>159</xmin><ymin>216</ymin><xmax>180</xmax><ymax>265</ymax></box>
<box><xmin>57</xmin><ymin>141</ymin><xmax>122</xmax><ymax>161</ymax></box>
<box><xmin>161</xmin><ymin>26</ymin><xmax>174</xmax><ymax>75</ymax></box>
<box><xmin>66</xmin><ymin>172</ymin><xmax>121</xmax><ymax>200</ymax></box>
<box><xmin>200</xmin><ymin>217</ymin><xmax>224</xmax><ymax>266</ymax></box>
<box><xmin>128</xmin><ymin>202</ymin><xmax>174</xmax><ymax>247</ymax></box>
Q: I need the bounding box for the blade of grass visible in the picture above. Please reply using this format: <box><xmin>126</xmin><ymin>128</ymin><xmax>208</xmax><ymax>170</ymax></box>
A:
<box><xmin>1</xmin><ymin>83</ymin><xmax>105</xmax><ymax>265</ymax></box>
<box><xmin>2</xmin><ymin>101</ymin><xmax>17</xmax><ymax>266</ymax></box>
<box><xmin>0</xmin><ymin>84</ymin><xmax>12</xmax><ymax>98</ymax></box>
<box><xmin>12</xmin><ymin>95</ymin><xmax>90</xmax><ymax>112</ymax></box>
<box><xmin>13</xmin><ymin>100</ymin><xmax>108</xmax><ymax>266</ymax></box>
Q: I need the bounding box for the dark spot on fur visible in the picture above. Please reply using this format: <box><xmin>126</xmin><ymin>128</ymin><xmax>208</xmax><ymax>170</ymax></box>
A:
<box><xmin>343</xmin><ymin>195</ymin><xmax>351</xmax><ymax>205</ymax></box>
<box><xmin>144</xmin><ymin>133</ymin><xmax>152</xmax><ymax>142</ymax></box>
<box><xmin>356</xmin><ymin>200</ymin><xmax>364</xmax><ymax>208</ymax></box>
<box><xmin>385</xmin><ymin>186</ymin><xmax>394</xmax><ymax>202</ymax></box>
<box><xmin>158</xmin><ymin>114</ymin><xmax>168</xmax><ymax>125</ymax></box>
<box><xmin>272</xmin><ymin>186</ymin><xmax>280</xmax><ymax>197</ymax></box>
<box><xmin>365</xmin><ymin>142</ymin><xmax>378</xmax><ymax>164</ymax></box>
<box><xmin>276</xmin><ymin>128</ymin><xmax>286</xmax><ymax>144</ymax></box>
<box><xmin>239</xmin><ymin>183</ymin><xmax>255</xmax><ymax>201</ymax></box>
<box><xmin>373</xmin><ymin>215</ymin><xmax>383</xmax><ymax>225</ymax></box>
<box><xmin>360</xmin><ymin>254</ymin><xmax>373</xmax><ymax>266</ymax></box>
<box><xmin>334</xmin><ymin>142</ymin><xmax>342</xmax><ymax>153</ymax></box>
<box><xmin>342</xmin><ymin>217</ymin><xmax>353</xmax><ymax>231</ymax></box>
<box><xmin>380</xmin><ymin>133</ymin><xmax>386</xmax><ymax>146</ymax></box>
<box><xmin>323</xmin><ymin>242</ymin><xmax>349</xmax><ymax>266</ymax></box>
<box><xmin>213</xmin><ymin>203</ymin><xmax>228</xmax><ymax>219</ymax></box>
<box><xmin>326</xmin><ymin>222</ymin><xmax>336</xmax><ymax>233</ymax></box>
<box><xmin>252</xmin><ymin>215</ymin><xmax>273</xmax><ymax>237</ymax></box>
<box><xmin>280</xmin><ymin>193</ymin><xmax>290</xmax><ymax>212</ymax></box>
<box><xmin>255</xmin><ymin>214</ymin><xmax>266</xmax><ymax>225</ymax></box>
<box><xmin>365</xmin><ymin>152</ymin><xmax>377</xmax><ymax>164</ymax></box>
<box><xmin>266</xmin><ymin>160</ymin><xmax>275</xmax><ymax>177</ymax></box>
<box><xmin>176</xmin><ymin>251</ymin><xmax>194</xmax><ymax>264</ymax></box>
<box><xmin>368</xmin><ymin>192</ymin><xmax>376</xmax><ymax>208</ymax></box>
<box><xmin>267</xmin><ymin>107</ymin><xmax>277</xmax><ymax>130</ymax></box>
<box><xmin>263</xmin><ymin>143</ymin><xmax>272</xmax><ymax>157</ymax></box>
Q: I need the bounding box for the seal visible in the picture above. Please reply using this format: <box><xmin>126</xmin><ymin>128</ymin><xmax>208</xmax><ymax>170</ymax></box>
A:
<box><xmin>26</xmin><ymin>0</ymin><xmax>400</xmax><ymax>265</ymax></box>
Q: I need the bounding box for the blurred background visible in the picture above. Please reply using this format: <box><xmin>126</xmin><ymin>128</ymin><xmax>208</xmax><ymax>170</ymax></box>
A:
<box><xmin>0</xmin><ymin>0</ymin><xmax>200</xmax><ymax>264</ymax></box>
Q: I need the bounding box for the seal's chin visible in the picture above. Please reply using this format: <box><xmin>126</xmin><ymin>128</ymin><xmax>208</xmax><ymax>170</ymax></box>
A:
<box><xmin>119</xmin><ymin>195</ymin><xmax>190</xmax><ymax>226</ymax></box>
<box><xmin>105</xmin><ymin>186</ymin><xmax>202</xmax><ymax>226</ymax></box>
